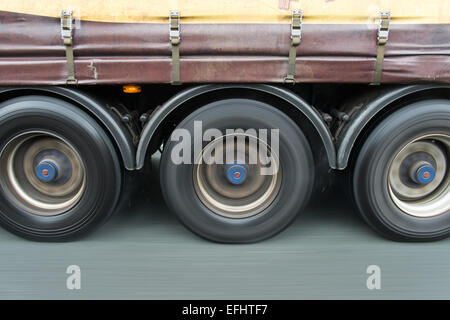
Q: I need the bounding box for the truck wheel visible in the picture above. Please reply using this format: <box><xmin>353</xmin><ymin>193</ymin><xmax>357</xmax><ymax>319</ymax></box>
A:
<box><xmin>353</xmin><ymin>100</ymin><xmax>450</xmax><ymax>241</ymax></box>
<box><xmin>0</xmin><ymin>96</ymin><xmax>122</xmax><ymax>241</ymax></box>
<box><xmin>160</xmin><ymin>99</ymin><xmax>314</xmax><ymax>243</ymax></box>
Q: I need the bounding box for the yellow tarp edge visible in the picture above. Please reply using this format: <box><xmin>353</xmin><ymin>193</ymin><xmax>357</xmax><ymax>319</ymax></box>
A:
<box><xmin>0</xmin><ymin>0</ymin><xmax>449</xmax><ymax>24</ymax></box>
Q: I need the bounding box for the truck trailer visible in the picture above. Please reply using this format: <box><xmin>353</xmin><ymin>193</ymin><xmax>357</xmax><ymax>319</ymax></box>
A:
<box><xmin>0</xmin><ymin>0</ymin><xmax>449</xmax><ymax>242</ymax></box>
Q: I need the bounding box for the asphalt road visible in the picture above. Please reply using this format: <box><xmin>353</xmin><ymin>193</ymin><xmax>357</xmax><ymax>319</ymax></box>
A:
<box><xmin>0</xmin><ymin>154</ymin><xmax>449</xmax><ymax>299</ymax></box>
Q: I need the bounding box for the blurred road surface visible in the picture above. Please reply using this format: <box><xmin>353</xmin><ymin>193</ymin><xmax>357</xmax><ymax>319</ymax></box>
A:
<box><xmin>0</xmin><ymin>154</ymin><xmax>449</xmax><ymax>299</ymax></box>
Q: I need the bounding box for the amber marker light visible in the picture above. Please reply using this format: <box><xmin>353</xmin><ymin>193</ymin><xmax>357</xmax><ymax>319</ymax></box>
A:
<box><xmin>123</xmin><ymin>85</ymin><xmax>142</xmax><ymax>93</ymax></box>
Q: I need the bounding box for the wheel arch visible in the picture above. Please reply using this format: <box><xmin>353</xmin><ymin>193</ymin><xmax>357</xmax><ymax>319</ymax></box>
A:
<box><xmin>136</xmin><ymin>84</ymin><xmax>336</xmax><ymax>170</ymax></box>
<box><xmin>0</xmin><ymin>86</ymin><xmax>136</xmax><ymax>170</ymax></box>
<box><xmin>336</xmin><ymin>84</ymin><xmax>450</xmax><ymax>170</ymax></box>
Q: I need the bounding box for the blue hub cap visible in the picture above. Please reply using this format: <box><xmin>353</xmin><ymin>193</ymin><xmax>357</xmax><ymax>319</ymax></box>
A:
<box><xmin>35</xmin><ymin>161</ymin><xmax>59</xmax><ymax>183</ymax></box>
<box><xmin>225</xmin><ymin>163</ymin><xmax>248</xmax><ymax>185</ymax></box>
<box><xmin>415</xmin><ymin>164</ymin><xmax>435</xmax><ymax>185</ymax></box>
<box><xmin>409</xmin><ymin>161</ymin><xmax>436</xmax><ymax>185</ymax></box>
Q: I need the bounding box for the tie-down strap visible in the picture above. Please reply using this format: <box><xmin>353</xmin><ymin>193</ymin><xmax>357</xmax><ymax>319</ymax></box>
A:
<box><xmin>284</xmin><ymin>10</ymin><xmax>303</xmax><ymax>83</ymax></box>
<box><xmin>285</xmin><ymin>10</ymin><xmax>303</xmax><ymax>84</ymax></box>
<box><xmin>169</xmin><ymin>11</ymin><xmax>181</xmax><ymax>85</ymax></box>
<box><xmin>371</xmin><ymin>11</ymin><xmax>391</xmax><ymax>85</ymax></box>
<box><xmin>61</xmin><ymin>10</ymin><xmax>77</xmax><ymax>84</ymax></box>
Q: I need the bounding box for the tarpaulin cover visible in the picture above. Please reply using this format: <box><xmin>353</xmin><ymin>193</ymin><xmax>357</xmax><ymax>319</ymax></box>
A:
<box><xmin>0</xmin><ymin>0</ymin><xmax>449</xmax><ymax>84</ymax></box>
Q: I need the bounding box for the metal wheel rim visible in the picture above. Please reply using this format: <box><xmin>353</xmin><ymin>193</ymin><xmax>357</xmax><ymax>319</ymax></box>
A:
<box><xmin>388</xmin><ymin>134</ymin><xmax>450</xmax><ymax>218</ymax></box>
<box><xmin>0</xmin><ymin>131</ymin><xmax>86</xmax><ymax>216</ymax></box>
<box><xmin>193</xmin><ymin>133</ymin><xmax>282</xmax><ymax>219</ymax></box>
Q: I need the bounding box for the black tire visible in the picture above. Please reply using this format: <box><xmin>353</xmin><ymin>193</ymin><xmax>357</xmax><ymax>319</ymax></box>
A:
<box><xmin>160</xmin><ymin>99</ymin><xmax>314</xmax><ymax>243</ymax></box>
<box><xmin>0</xmin><ymin>96</ymin><xmax>122</xmax><ymax>241</ymax></box>
<box><xmin>353</xmin><ymin>100</ymin><xmax>450</xmax><ymax>241</ymax></box>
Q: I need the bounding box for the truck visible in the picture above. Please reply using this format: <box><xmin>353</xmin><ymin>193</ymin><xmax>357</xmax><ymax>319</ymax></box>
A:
<box><xmin>0</xmin><ymin>0</ymin><xmax>448</xmax><ymax>242</ymax></box>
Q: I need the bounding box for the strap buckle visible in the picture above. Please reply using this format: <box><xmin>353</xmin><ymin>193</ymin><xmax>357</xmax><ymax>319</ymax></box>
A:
<box><xmin>290</xmin><ymin>10</ymin><xmax>302</xmax><ymax>45</ymax></box>
<box><xmin>169</xmin><ymin>11</ymin><xmax>180</xmax><ymax>45</ymax></box>
<box><xmin>61</xmin><ymin>10</ymin><xmax>74</xmax><ymax>44</ymax></box>
<box><xmin>377</xmin><ymin>11</ymin><xmax>390</xmax><ymax>45</ymax></box>
<box><xmin>284</xmin><ymin>76</ymin><xmax>296</xmax><ymax>84</ymax></box>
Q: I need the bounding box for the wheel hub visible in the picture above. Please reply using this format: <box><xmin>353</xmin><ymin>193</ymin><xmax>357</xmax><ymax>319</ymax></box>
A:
<box><xmin>0</xmin><ymin>132</ymin><xmax>86</xmax><ymax>216</ymax></box>
<box><xmin>225</xmin><ymin>162</ymin><xmax>248</xmax><ymax>185</ymax></box>
<box><xmin>410</xmin><ymin>161</ymin><xmax>435</xmax><ymax>185</ymax></box>
<box><xmin>35</xmin><ymin>160</ymin><xmax>59</xmax><ymax>182</ymax></box>
<box><xmin>193</xmin><ymin>133</ymin><xmax>282</xmax><ymax>219</ymax></box>
<box><xmin>388</xmin><ymin>134</ymin><xmax>450</xmax><ymax>217</ymax></box>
